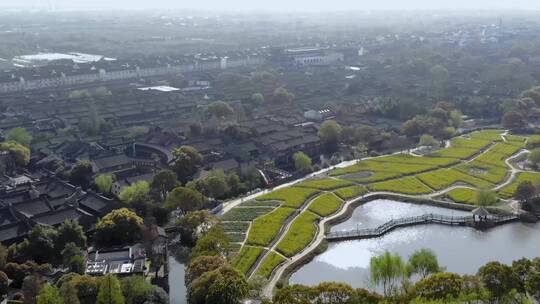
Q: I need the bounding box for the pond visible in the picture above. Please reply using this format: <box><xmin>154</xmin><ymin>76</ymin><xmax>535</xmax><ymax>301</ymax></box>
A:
<box><xmin>290</xmin><ymin>199</ymin><xmax>540</xmax><ymax>290</ymax></box>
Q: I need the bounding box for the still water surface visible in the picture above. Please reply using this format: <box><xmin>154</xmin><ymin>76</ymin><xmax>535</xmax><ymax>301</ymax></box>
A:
<box><xmin>169</xmin><ymin>256</ymin><xmax>187</xmax><ymax>304</ymax></box>
<box><xmin>290</xmin><ymin>199</ymin><xmax>540</xmax><ymax>290</ymax></box>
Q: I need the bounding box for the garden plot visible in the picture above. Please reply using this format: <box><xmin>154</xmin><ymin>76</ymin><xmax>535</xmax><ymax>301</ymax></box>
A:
<box><xmin>456</xmin><ymin>162</ymin><xmax>508</xmax><ymax>184</ymax></box>
<box><xmin>219</xmin><ymin>221</ymin><xmax>250</xmax><ymax>234</ymax></box>
<box><xmin>417</xmin><ymin>168</ymin><xmax>492</xmax><ymax>190</ymax></box>
<box><xmin>295</xmin><ymin>178</ymin><xmax>353</xmax><ymax>190</ymax></box>
<box><xmin>370</xmin><ymin>176</ymin><xmax>433</xmax><ymax>194</ymax></box>
<box><xmin>474</xmin><ymin>143</ymin><xmax>521</xmax><ymax>168</ymax></box>
<box><xmin>469</xmin><ymin>130</ymin><xmax>504</xmax><ymax>141</ymax></box>
<box><xmin>246</xmin><ymin>207</ymin><xmax>297</xmax><ymax>247</ymax></box>
<box><xmin>334</xmin><ymin>185</ymin><xmax>369</xmax><ymax>200</ymax></box>
<box><xmin>232</xmin><ymin>246</ymin><xmax>266</xmax><ymax>275</ymax></box>
<box><xmin>240</xmin><ymin>200</ymin><xmax>282</xmax><ymax>207</ymax></box>
<box><xmin>221</xmin><ymin>206</ymin><xmax>276</xmax><ymax>222</ymax></box>
<box><xmin>450</xmin><ymin>137</ymin><xmax>492</xmax><ymax>150</ymax></box>
<box><xmin>254</xmin><ymin>251</ymin><xmax>286</xmax><ymax>279</ymax></box>
<box><xmin>308</xmin><ymin>192</ymin><xmax>344</xmax><ymax>217</ymax></box>
<box><xmin>445</xmin><ymin>188</ymin><xmax>477</xmax><ymax>205</ymax></box>
<box><xmin>256</xmin><ymin>187</ymin><xmax>319</xmax><ymax>208</ymax></box>
<box><xmin>276</xmin><ymin>211</ymin><xmax>320</xmax><ymax>257</ymax></box>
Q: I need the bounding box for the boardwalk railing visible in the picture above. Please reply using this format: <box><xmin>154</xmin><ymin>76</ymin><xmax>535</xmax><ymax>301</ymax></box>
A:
<box><xmin>326</xmin><ymin>213</ymin><xmax>517</xmax><ymax>241</ymax></box>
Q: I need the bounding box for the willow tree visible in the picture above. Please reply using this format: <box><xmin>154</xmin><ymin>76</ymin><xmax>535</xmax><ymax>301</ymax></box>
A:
<box><xmin>370</xmin><ymin>251</ymin><xmax>407</xmax><ymax>296</ymax></box>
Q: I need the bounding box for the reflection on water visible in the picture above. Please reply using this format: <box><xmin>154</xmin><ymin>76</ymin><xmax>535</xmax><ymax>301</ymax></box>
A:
<box><xmin>169</xmin><ymin>256</ymin><xmax>187</xmax><ymax>304</ymax></box>
<box><xmin>291</xmin><ymin>200</ymin><xmax>540</xmax><ymax>290</ymax></box>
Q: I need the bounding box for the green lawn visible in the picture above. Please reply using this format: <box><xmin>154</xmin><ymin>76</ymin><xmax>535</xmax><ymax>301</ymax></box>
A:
<box><xmin>256</xmin><ymin>187</ymin><xmax>319</xmax><ymax>208</ymax></box>
<box><xmin>445</xmin><ymin>188</ymin><xmax>477</xmax><ymax>205</ymax></box>
<box><xmin>417</xmin><ymin>168</ymin><xmax>492</xmax><ymax>190</ymax></box>
<box><xmin>221</xmin><ymin>207</ymin><xmax>276</xmax><ymax>221</ymax></box>
<box><xmin>498</xmin><ymin>172</ymin><xmax>540</xmax><ymax>198</ymax></box>
<box><xmin>370</xmin><ymin>176</ymin><xmax>433</xmax><ymax>194</ymax></box>
<box><xmin>308</xmin><ymin>193</ymin><xmax>344</xmax><ymax>217</ymax></box>
<box><xmin>276</xmin><ymin>211</ymin><xmax>320</xmax><ymax>257</ymax></box>
<box><xmin>254</xmin><ymin>251</ymin><xmax>286</xmax><ymax>279</ymax></box>
<box><xmin>232</xmin><ymin>246</ymin><xmax>265</xmax><ymax>275</ymax></box>
<box><xmin>246</xmin><ymin>207</ymin><xmax>296</xmax><ymax>247</ymax></box>
<box><xmin>295</xmin><ymin>178</ymin><xmax>353</xmax><ymax>190</ymax></box>
<box><xmin>334</xmin><ymin>185</ymin><xmax>368</xmax><ymax>200</ymax></box>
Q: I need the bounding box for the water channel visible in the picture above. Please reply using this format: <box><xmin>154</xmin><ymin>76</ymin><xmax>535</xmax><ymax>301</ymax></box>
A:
<box><xmin>290</xmin><ymin>199</ymin><xmax>540</xmax><ymax>290</ymax></box>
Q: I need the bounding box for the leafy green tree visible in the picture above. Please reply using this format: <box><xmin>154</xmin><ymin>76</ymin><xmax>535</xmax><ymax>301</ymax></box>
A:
<box><xmin>56</xmin><ymin>220</ymin><xmax>87</xmax><ymax>251</ymax></box>
<box><xmin>515</xmin><ymin>181</ymin><xmax>537</xmax><ymax>202</ymax></box>
<box><xmin>408</xmin><ymin>249</ymin><xmax>441</xmax><ymax>278</ymax></box>
<box><xmin>315</xmin><ymin>282</ymin><xmax>356</xmax><ymax>303</ymax></box>
<box><xmin>60</xmin><ymin>282</ymin><xmax>80</xmax><ymax>304</ymax></box>
<box><xmin>7</xmin><ymin>127</ymin><xmax>32</xmax><ymax>147</ymax></box>
<box><xmin>37</xmin><ymin>284</ymin><xmax>63</xmax><ymax>304</ymax></box>
<box><xmin>502</xmin><ymin>111</ymin><xmax>525</xmax><ymax>129</ymax></box>
<box><xmin>190</xmin><ymin>265</ymin><xmax>248</xmax><ymax>304</ymax></box>
<box><xmin>478</xmin><ymin>261</ymin><xmax>520</xmax><ymax>301</ymax></box>
<box><xmin>526</xmin><ymin>271</ymin><xmax>540</xmax><ymax>301</ymax></box>
<box><xmin>120</xmin><ymin>276</ymin><xmax>152</xmax><ymax>304</ymax></box>
<box><xmin>165</xmin><ymin>187</ymin><xmax>204</xmax><ymax>213</ymax></box>
<box><xmin>94</xmin><ymin>208</ymin><xmax>143</xmax><ymax>247</ymax></box>
<box><xmin>186</xmin><ymin>255</ymin><xmax>226</xmax><ymax>285</ymax></box>
<box><xmin>370</xmin><ymin>251</ymin><xmax>407</xmax><ymax>296</ymax></box>
<box><xmin>207</xmin><ymin>101</ymin><xmax>235</xmax><ymax>120</ymax></box>
<box><xmin>175</xmin><ymin>210</ymin><xmax>216</xmax><ymax>246</ymax></box>
<box><xmin>69</xmin><ymin>160</ymin><xmax>93</xmax><ymax>188</ymax></box>
<box><xmin>251</xmin><ymin>93</ymin><xmax>264</xmax><ymax>105</ymax></box>
<box><xmin>96</xmin><ymin>274</ymin><xmax>125</xmax><ymax>304</ymax></box>
<box><xmin>0</xmin><ymin>140</ymin><xmax>31</xmax><ymax>166</ymax></box>
<box><xmin>68</xmin><ymin>255</ymin><xmax>85</xmax><ymax>275</ymax></box>
<box><xmin>69</xmin><ymin>89</ymin><xmax>91</xmax><ymax>99</ymax></box>
<box><xmin>70</xmin><ymin>275</ymin><xmax>100</xmax><ymax>304</ymax></box>
<box><xmin>205</xmin><ymin>172</ymin><xmax>230</xmax><ymax>199</ymax></box>
<box><xmin>528</xmin><ymin>149</ymin><xmax>540</xmax><ymax>169</ymax></box>
<box><xmin>318</xmin><ymin>120</ymin><xmax>342</xmax><ymax>152</ymax></box>
<box><xmin>150</xmin><ymin>169</ymin><xmax>179</xmax><ymax>201</ymax></box>
<box><xmin>418</xmin><ymin>134</ymin><xmax>438</xmax><ymax>148</ymax></box>
<box><xmin>119</xmin><ymin>181</ymin><xmax>150</xmax><ymax>205</ymax></box>
<box><xmin>0</xmin><ymin>243</ymin><xmax>7</xmax><ymax>269</ymax></box>
<box><xmin>171</xmin><ymin>146</ymin><xmax>203</xmax><ymax>183</ymax></box>
<box><xmin>293</xmin><ymin>152</ymin><xmax>312</xmax><ymax>173</ymax></box>
<box><xmin>95</xmin><ymin>174</ymin><xmax>114</xmax><ymax>194</ymax></box>
<box><xmin>21</xmin><ymin>224</ymin><xmax>58</xmax><ymax>264</ymax></box>
<box><xmin>449</xmin><ymin>110</ymin><xmax>463</xmax><ymax>128</ymax></box>
<box><xmin>475</xmin><ymin>189</ymin><xmax>497</xmax><ymax>207</ymax></box>
<box><xmin>273</xmin><ymin>284</ymin><xmax>314</xmax><ymax>304</ymax></box>
<box><xmin>413</xmin><ymin>272</ymin><xmax>463</xmax><ymax>300</ymax></box>
<box><xmin>191</xmin><ymin>226</ymin><xmax>230</xmax><ymax>259</ymax></box>
<box><xmin>22</xmin><ymin>275</ymin><xmax>44</xmax><ymax>304</ymax></box>
<box><xmin>61</xmin><ymin>242</ymin><xmax>83</xmax><ymax>267</ymax></box>
<box><xmin>272</xmin><ymin>87</ymin><xmax>295</xmax><ymax>103</ymax></box>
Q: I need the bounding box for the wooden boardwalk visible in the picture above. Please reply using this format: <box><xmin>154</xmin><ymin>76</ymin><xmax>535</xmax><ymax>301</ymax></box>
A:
<box><xmin>326</xmin><ymin>213</ymin><xmax>518</xmax><ymax>241</ymax></box>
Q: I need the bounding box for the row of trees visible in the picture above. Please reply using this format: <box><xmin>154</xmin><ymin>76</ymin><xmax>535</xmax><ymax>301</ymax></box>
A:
<box><xmin>401</xmin><ymin>101</ymin><xmax>462</xmax><ymax>140</ymax></box>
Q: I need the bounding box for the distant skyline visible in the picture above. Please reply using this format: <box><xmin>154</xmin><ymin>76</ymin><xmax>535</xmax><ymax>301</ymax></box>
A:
<box><xmin>2</xmin><ymin>0</ymin><xmax>540</xmax><ymax>11</ymax></box>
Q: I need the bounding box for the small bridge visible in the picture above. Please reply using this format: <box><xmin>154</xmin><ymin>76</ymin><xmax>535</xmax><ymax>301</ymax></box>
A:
<box><xmin>326</xmin><ymin>213</ymin><xmax>518</xmax><ymax>242</ymax></box>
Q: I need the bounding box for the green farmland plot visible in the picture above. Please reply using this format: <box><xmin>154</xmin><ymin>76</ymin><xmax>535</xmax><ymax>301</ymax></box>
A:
<box><xmin>256</xmin><ymin>187</ymin><xmax>319</xmax><ymax>208</ymax></box>
<box><xmin>370</xmin><ymin>176</ymin><xmax>433</xmax><ymax>194</ymax></box>
<box><xmin>456</xmin><ymin>161</ymin><xmax>508</xmax><ymax>184</ymax></box>
<box><xmin>276</xmin><ymin>211</ymin><xmax>320</xmax><ymax>257</ymax></box>
<box><xmin>469</xmin><ymin>130</ymin><xmax>504</xmax><ymax>141</ymax></box>
<box><xmin>295</xmin><ymin>178</ymin><xmax>353</xmax><ymax>190</ymax></box>
<box><xmin>474</xmin><ymin>143</ymin><xmax>521</xmax><ymax>168</ymax></box>
<box><xmin>445</xmin><ymin>188</ymin><xmax>477</xmax><ymax>205</ymax></box>
<box><xmin>417</xmin><ymin>168</ymin><xmax>492</xmax><ymax>190</ymax></box>
<box><xmin>428</xmin><ymin>147</ymin><xmax>479</xmax><ymax>159</ymax></box>
<box><xmin>232</xmin><ymin>246</ymin><xmax>265</xmax><ymax>275</ymax></box>
<box><xmin>334</xmin><ymin>185</ymin><xmax>368</xmax><ymax>200</ymax></box>
<box><xmin>219</xmin><ymin>221</ymin><xmax>250</xmax><ymax>233</ymax></box>
<box><xmin>450</xmin><ymin>137</ymin><xmax>491</xmax><ymax>150</ymax></box>
<box><xmin>221</xmin><ymin>207</ymin><xmax>276</xmax><ymax>221</ymax></box>
<box><xmin>246</xmin><ymin>207</ymin><xmax>296</xmax><ymax>247</ymax></box>
<box><xmin>254</xmin><ymin>251</ymin><xmax>286</xmax><ymax>279</ymax></box>
<box><xmin>308</xmin><ymin>192</ymin><xmax>344</xmax><ymax>217</ymax></box>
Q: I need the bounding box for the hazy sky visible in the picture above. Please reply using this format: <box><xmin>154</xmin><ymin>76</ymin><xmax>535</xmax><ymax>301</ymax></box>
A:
<box><xmin>3</xmin><ymin>0</ymin><xmax>540</xmax><ymax>11</ymax></box>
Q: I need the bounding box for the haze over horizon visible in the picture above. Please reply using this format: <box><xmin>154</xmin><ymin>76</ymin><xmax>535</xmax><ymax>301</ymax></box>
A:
<box><xmin>2</xmin><ymin>0</ymin><xmax>540</xmax><ymax>11</ymax></box>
